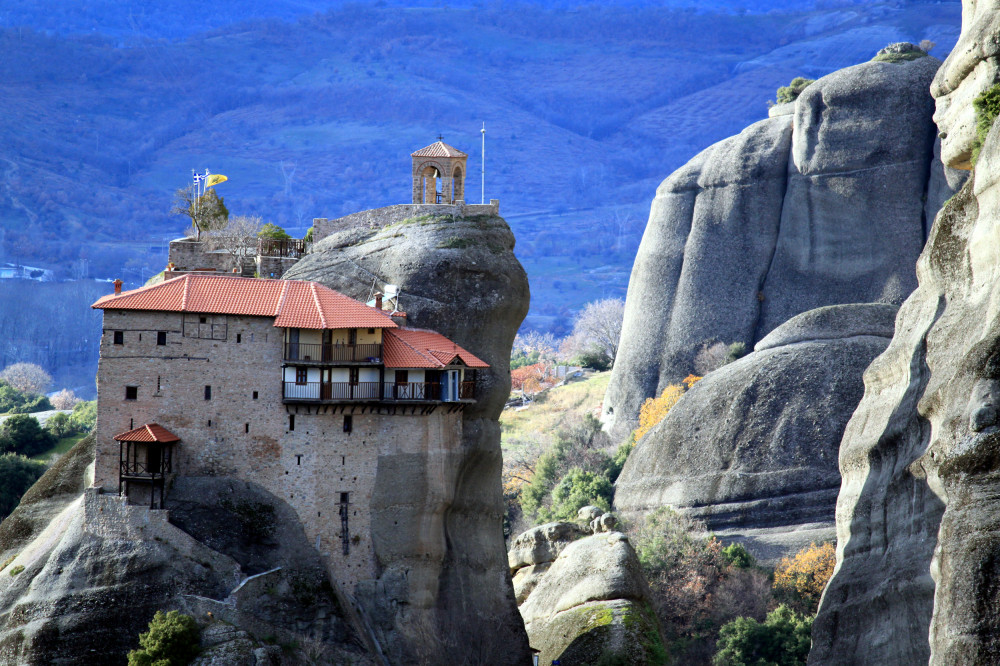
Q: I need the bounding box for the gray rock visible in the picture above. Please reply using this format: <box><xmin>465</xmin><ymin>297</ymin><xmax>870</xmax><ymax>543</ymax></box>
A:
<box><xmin>591</xmin><ymin>513</ymin><xmax>618</xmax><ymax>534</ymax></box>
<box><xmin>615</xmin><ymin>304</ymin><xmax>895</xmax><ymax>562</ymax></box>
<box><xmin>877</xmin><ymin>41</ymin><xmax>924</xmax><ymax>56</ymax></box>
<box><xmin>813</xmin><ymin>64</ymin><xmax>1000</xmax><ymax>663</ymax></box>
<box><xmin>512</xmin><ymin>562</ymin><xmax>551</xmax><ymax>605</ymax></box>
<box><xmin>283</xmin><ymin>210</ymin><xmax>531</xmax><ymax>664</ymax></box>
<box><xmin>931</xmin><ymin>0</ymin><xmax>1000</xmax><ymax>169</ymax></box>
<box><xmin>516</xmin><ymin>531</ymin><xmax>665</xmax><ymax>665</ymax></box>
<box><xmin>508</xmin><ymin>521</ymin><xmax>588</xmax><ymax>572</ymax></box>
<box><xmin>603</xmin><ymin>56</ymin><xmax>963</xmax><ymax>441</ymax></box>
<box><xmin>577</xmin><ymin>505</ymin><xmax>605</xmax><ymax>523</ymax></box>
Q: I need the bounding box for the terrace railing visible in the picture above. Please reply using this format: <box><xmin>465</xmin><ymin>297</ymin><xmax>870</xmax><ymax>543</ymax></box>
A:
<box><xmin>284</xmin><ymin>343</ymin><xmax>382</xmax><ymax>363</ymax></box>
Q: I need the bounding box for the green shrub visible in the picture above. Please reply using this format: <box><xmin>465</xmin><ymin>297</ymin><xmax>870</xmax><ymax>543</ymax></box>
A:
<box><xmin>0</xmin><ymin>454</ymin><xmax>46</xmax><ymax>518</ymax></box>
<box><xmin>0</xmin><ymin>381</ymin><xmax>50</xmax><ymax>415</ymax></box>
<box><xmin>128</xmin><ymin>610</ymin><xmax>201</xmax><ymax>666</ymax></box>
<box><xmin>303</xmin><ymin>226</ymin><xmax>314</xmax><ymax>243</ymax></box>
<box><xmin>713</xmin><ymin>605</ymin><xmax>812</xmax><ymax>666</ymax></box>
<box><xmin>0</xmin><ymin>415</ymin><xmax>57</xmax><ymax>457</ymax></box>
<box><xmin>972</xmin><ymin>83</ymin><xmax>1000</xmax><ymax>166</ymax></box>
<box><xmin>721</xmin><ymin>543</ymin><xmax>756</xmax><ymax>569</ymax></box>
<box><xmin>257</xmin><ymin>223</ymin><xmax>291</xmax><ymax>240</ymax></box>
<box><xmin>8</xmin><ymin>565</ymin><xmax>24</xmax><ymax>576</ymax></box>
<box><xmin>68</xmin><ymin>401</ymin><xmax>97</xmax><ymax>433</ymax></box>
<box><xmin>775</xmin><ymin>77</ymin><xmax>814</xmax><ymax>104</ymax></box>
<box><xmin>571</xmin><ymin>350</ymin><xmax>612</xmax><ymax>371</ymax></box>
<box><xmin>544</xmin><ymin>467</ymin><xmax>613</xmax><ymax>521</ymax></box>
<box><xmin>726</xmin><ymin>342</ymin><xmax>747</xmax><ymax>364</ymax></box>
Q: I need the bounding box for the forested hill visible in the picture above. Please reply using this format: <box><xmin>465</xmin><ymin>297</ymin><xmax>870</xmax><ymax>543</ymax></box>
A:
<box><xmin>0</xmin><ymin>2</ymin><xmax>960</xmax><ymax>335</ymax></box>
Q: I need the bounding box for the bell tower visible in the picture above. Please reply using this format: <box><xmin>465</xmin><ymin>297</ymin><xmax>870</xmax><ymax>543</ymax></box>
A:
<box><xmin>411</xmin><ymin>137</ymin><xmax>468</xmax><ymax>204</ymax></box>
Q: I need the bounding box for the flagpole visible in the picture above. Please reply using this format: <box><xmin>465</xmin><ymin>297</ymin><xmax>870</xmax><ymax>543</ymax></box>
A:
<box><xmin>481</xmin><ymin>122</ymin><xmax>486</xmax><ymax>205</ymax></box>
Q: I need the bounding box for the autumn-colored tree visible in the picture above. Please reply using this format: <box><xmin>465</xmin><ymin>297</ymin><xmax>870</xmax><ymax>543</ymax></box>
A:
<box><xmin>634</xmin><ymin>375</ymin><xmax>701</xmax><ymax>441</ymax></box>
<box><xmin>510</xmin><ymin>362</ymin><xmax>558</xmax><ymax>400</ymax></box>
<box><xmin>773</xmin><ymin>542</ymin><xmax>836</xmax><ymax>614</ymax></box>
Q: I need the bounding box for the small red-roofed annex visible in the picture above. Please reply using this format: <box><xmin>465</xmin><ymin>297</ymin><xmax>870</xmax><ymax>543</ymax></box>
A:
<box><xmin>91</xmin><ymin>273</ymin><xmax>487</xmax><ymax>593</ymax></box>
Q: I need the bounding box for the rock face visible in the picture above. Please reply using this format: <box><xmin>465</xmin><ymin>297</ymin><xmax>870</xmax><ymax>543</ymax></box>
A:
<box><xmin>283</xmin><ymin>211</ymin><xmax>531</xmax><ymax>664</ymax></box>
<box><xmin>931</xmin><ymin>1</ymin><xmax>1000</xmax><ymax>170</ymax></box>
<box><xmin>0</xmin><ymin>437</ymin><xmax>369</xmax><ymax>664</ymax></box>
<box><xmin>813</xmin><ymin>13</ymin><xmax>1000</xmax><ymax>662</ymax></box>
<box><xmin>603</xmin><ymin>53</ymin><xmax>966</xmax><ymax>440</ymax></box>
<box><xmin>615</xmin><ymin>304</ymin><xmax>896</xmax><ymax>562</ymax></box>
<box><xmin>509</xmin><ymin>522</ymin><xmax>664</xmax><ymax>665</ymax></box>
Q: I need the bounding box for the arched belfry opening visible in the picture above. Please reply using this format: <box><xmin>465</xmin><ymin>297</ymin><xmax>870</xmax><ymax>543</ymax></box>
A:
<box><xmin>411</xmin><ymin>138</ymin><xmax>468</xmax><ymax>204</ymax></box>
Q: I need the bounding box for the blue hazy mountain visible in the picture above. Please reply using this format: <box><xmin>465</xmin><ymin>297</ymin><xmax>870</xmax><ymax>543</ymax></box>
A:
<box><xmin>0</xmin><ymin>2</ymin><xmax>960</xmax><ymax>341</ymax></box>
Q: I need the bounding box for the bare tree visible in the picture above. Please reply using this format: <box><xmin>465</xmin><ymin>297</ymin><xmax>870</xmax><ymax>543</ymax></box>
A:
<box><xmin>513</xmin><ymin>330</ymin><xmax>558</xmax><ymax>359</ymax></box>
<box><xmin>565</xmin><ymin>298</ymin><xmax>626</xmax><ymax>365</ymax></box>
<box><xmin>204</xmin><ymin>215</ymin><xmax>264</xmax><ymax>271</ymax></box>
<box><xmin>0</xmin><ymin>362</ymin><xmax>52</xmax><ymax>394</ymax></box>
<box><xmin>171</xmin><ymin>186</ymin><xmax>229</xmax><ymax>240</ymax></box>
<box><xmin>50</xmin><ymin>389</ymin><xmax>80</xmax><ymax>410</ymax></box>
<box><xmin>694</xmin><ymin>342</ymin><xmax>729</xmax><ymax>375</ymax></box>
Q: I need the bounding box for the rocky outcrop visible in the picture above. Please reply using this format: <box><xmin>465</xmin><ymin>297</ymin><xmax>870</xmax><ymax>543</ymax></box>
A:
<box><xmin>813</xmin><ymin>12</ymin><xmax>1000</xmax><ymax>662</ymax></box>
<box><xmin>283</xmin><ymin>211</ymin><xmax>531</xmax><ymax>664</ymax></box>
<box><xmin>603</xmin><ymin>53</ymin><xmax>966</xmax><ymax>440</ymax></box>
<box><xmin>615</xmin><ymin>304</ymin><xmax>896</xmax><ymax>562</ymax></box>
<box><xmin>509</xmin><ymin>516</ymin><xmax>665</xmax><ymax>666</ymax></box>
<box><xmin>0</xmin><ymin>437</ymin><xmax>368</xmax><ymax>664</ymax></box>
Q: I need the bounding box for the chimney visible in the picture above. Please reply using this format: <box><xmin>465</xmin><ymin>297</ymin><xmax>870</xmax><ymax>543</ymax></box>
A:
<box><xmin>374</xmin><ymin>292</ymin><xmax>383</xmax><ymax>310</ymax></box>
<box><xmin>391</xmin><ymin>312</ymin><xmax>407</xmax><ymax>328</ymax></box>
<box><xmin>113</xmin><ymin>279</ymin><xmax>123</xmax><ymax>295</ymax></box>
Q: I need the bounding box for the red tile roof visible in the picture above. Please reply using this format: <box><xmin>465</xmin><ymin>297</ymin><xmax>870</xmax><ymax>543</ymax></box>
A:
<box><xmin>93</xmin><ymin>274</ymin><xmax>397</xmax><ymax>330</ymax></box>
<box><xmin>114</xmin><ymin>423</ymin><xmax>181</xmax><ymax>443</ymax></box>
<box><xmin>411</xmin><ymin>140</ymin><xmax>468</xmax><ymax>158</ymax></box>
<box><xmin>383</xmin><ymin>328</ymin><xmax>488</xmax><ymax>369</ymax></box>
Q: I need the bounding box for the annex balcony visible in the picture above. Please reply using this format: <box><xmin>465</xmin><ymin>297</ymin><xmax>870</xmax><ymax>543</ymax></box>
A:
<box><xmin>282</xmin><ymin>381</ymin><xmax>475</xmax><ymax>403</ymax></box>
<box><xmin>284</xmin><ymin>342</ymin><xmax>383</xmax><ymax>364</ymax></box>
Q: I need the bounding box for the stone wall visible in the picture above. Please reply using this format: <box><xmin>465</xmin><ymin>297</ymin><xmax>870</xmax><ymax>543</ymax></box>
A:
<box><xmin>313</xmin><ymin>201</ymin><xmax>500</xmax><ymax>243</ymax></box>
<box><xmin>256</xmin><ymin>255</ymin><xmax>298</xmax><ymax>279</ymax></box>
<box><xmin>94</xmin><ymin>309</ymin><xmax>464</xmax><ymax>595</ymax></box>
<box><xmin>167</xmin><ymin>238</ymin><xmax>233</xmax><ymax>272</ymax></box>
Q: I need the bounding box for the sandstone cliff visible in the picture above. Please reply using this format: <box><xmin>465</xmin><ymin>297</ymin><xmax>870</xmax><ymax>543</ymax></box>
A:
<box><xmin>615</xmin><ymin>303</ymin><xmax>896</xmax><ymax>562</ymax></box>
<box><xmin>812</xmin><ymin>10</ymin><xmax>1000</xmax><ymax>662</ymax></box>
<box><xmin>283</xmin><ymin>210</ymin><xmax>531</xmax><ymax>664</ymax></box>
<box><xmin>603</xmin><ymin>52</ymin><xmax>965</xmax><ymax>440</ymax></box>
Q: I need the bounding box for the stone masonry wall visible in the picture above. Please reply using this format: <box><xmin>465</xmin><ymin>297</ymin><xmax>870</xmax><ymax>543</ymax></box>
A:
<box><xmin>313</xmin><ymin>201</ymin><xmax>500</xmax><ymax>243</ymax></box>
<box><xmin>94</xmin><ymin>309</ymin><xmax>463</xmax><ymax>594</ymax></box>
<box><xmin>167</xmin><ymin>238</ymin><xmax>233</xmax><ymax>272</ymax></box>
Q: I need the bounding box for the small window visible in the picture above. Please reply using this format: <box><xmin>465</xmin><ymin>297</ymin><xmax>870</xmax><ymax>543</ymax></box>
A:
<box><xmin>296</xmin><ymin>454</ymin><xmax>302</xmax><ymax>465</ymax></box>
<box><xmin>130</xmin><ymin>418</ymin><xmax>134</xmax><ymax>429</ymax></box>
<box><xmin>289</xmin><ymin>414</ymin><xmax>295</xmax><ymax>431</ymax></box>
<box><xmin>245</xmin><ymin>423</ymin><xmax>249</xmax><ymax>433</ymax></box>
<box><xmin>252</xmin><ymin>391</ymin><xmax>259</xmax><ymax>400</ymax></box>
<box><xmin>125</xmin><ymin>385</ymin><xmax>137</xmax><ymax>400</ymax></box>
<box><xmin>340</xmin><ymin>492</ymin><xmax>350</xmax><ymax>504</ymax></box>
<box><xmin>295</xmin><ymin>367</ymin><xmax>308</xmax><ymax>385</ymax></box>
<box><xmin>156</xmin><ymin>331</ymin><xmax>167</xmax><ymax>345</ymax></box>
<box><xmin>204</xmin><ymin>385</ymin><xmax>212</xmax><ymax>400</ymax></box>
<box><xmin>113</xmin><ymin>330</ymin><xmax>124</xmax><ymax>345</ymax></box>
<box><xmin>343</xmin><ymin>415</ymin><xmax>353</xmax><ymax>433</ymax></box>
<box><xmin>156</xmin><ymin>376</ymin><xmax>161</xmax><ymax>392</ymax></box>
<box><xmin>367</xmin><ymin>328</ymin><xmax>375</xmax><ymax>334</ymax></box>
<box><xmin>199</xmin><ymin>316</ymin><xmax>207</xmax><ymax>324</ymax></box>
<box><xmin>236</xmin><ymin>333</ymin><xmax>242</xmax><ymax>343</ymax></box>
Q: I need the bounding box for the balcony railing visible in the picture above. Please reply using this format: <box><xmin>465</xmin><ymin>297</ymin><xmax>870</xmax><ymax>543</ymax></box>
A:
<box><xmin>284</xmin><ymin>342</ymin><xmax>382</xmax><ymax>363</ymax></box>
<box><xmin>120</xmin><ymin>459</ymin><xmax>170</xmax><ymax>478</ymax></box>
<box><xmin>283</xmin><ymin>381</ymin><xmax>475</xmax><ymax>402</ymax></box>
<box><xmin>258</xmin><ymin>238</ymin><xmax>307</xmax><ymax>258</ymax></box>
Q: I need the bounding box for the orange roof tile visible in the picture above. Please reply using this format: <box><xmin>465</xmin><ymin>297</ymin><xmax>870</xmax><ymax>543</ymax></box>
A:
<box><xmin>93</xmin><ymin>274</ymin><xmax>397</xmax><ymax>330</ymax></box>
<box><xmin>383</xmin><ymin>328</ymin><xmax>488</xmax><ymax>369</ymax></box>
<box><xmin>114</xmin><ymin>423</ymin><xmax>181</xmax><ymax>443</ymax></box>
<box><xmin>411</xmin><ymin>140</ymin><xmax>468</xmax><ymax>158</ymax></box>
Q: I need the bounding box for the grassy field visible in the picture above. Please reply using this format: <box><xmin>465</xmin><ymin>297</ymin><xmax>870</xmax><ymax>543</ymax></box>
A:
<box><xmin>33</xmin><ymin>433</ymin><xmax>88</xmax><ymax>464</ymax></box>
<box><xmin>501</xmin><ymin>371</ymin><xmax>611</xmax><ymax>450</ymax></box>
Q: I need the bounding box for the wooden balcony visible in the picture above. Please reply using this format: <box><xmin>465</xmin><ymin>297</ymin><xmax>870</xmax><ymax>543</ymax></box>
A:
<box><xmin>258</xmin><ymin>238</ymin><xmax>307</xmax><ymax>258</ymax></box>
<box><xmin>282</xmin><ymin>381</ymin><xmax>476</xmax><ymax>403</ymax></box>
<box><xmin>284</xmin><ymin>342</ymin><xmax>382</xmax><ymax>363</ymax></box>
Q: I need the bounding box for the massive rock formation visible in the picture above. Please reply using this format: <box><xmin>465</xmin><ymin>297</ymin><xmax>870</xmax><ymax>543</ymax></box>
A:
<box><xmin>284</xmin><ymin>210</ymin><xmax>531</xmax><ymax>664</ymax></box>
<box><xmin>812</xmin><ymin>9</ymin><xmax>1000</xmax><ymax>663</ymax></box>
<box><xmin>603</xmin><ymin>52</ymin><xmax>966</xmax><ymax>440</ymax></box>
<box><xmin>615</xmin><ymin>303</ymin><xmax>896</xmax><ymax>562</ymax></box>
<box><xmin>509</xmin><ymin>514</ymin><xmax>664</xmax><ymax>665</ymax></box>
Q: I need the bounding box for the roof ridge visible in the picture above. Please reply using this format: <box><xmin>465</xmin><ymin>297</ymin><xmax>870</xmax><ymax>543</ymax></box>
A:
<box><xmin>145</xmin><ymin>423</ymin><xmax>156</xmax><ymax>439</ymax></box>
<box><xmin>180</xmin><ymin>274</ymin><xmax>190</xmax><ymax>310</ymax></box>
<box><xmin>275</xmin><ymin>281</ymin><xmax>291</xmax><ymax>318</ymax></box>
<box><xmin>310</xmin><ymin>282</ymin><xmax>327</xmax><ymax>329</ymax></box>
<box><xmin>387</xmin><ymin>329</ymin><xmax>441</xmax><ymax>367</ymax></box>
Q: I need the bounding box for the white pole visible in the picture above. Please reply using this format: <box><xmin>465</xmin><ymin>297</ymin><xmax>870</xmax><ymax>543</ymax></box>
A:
<box><xmin>481</xmin><ymin>122</ymin><xmax>486</xmax><ymax>205</ymax></box>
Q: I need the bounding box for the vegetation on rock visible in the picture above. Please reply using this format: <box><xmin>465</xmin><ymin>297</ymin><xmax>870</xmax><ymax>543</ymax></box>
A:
<box><xmin>128</xmin><ymin>610</ymin><xmax>201</xmax><ymax>666</ymax></box>
<box><xmin>634</xmin><ymin>375</ymin><xmax>701</xmax><ymax>441</ymax></box>
<box><xmin>0</xmin><ymin>415</ymin><xmax>56</xmax><ymax>458</ymax></box>
<box><xmin>972</xmin><ymin>83</ymin><xmax>1000</xmax><ymax>166</ymax></box>
<box><xmin>773</xmin><ymin>542</ymin><xmax>836</xmax><ymax>615</ymax></box>
<box><xmin>775</xmin><ymin>77</ymin><xmax>814</xmax><ymax>104</ymax></box>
